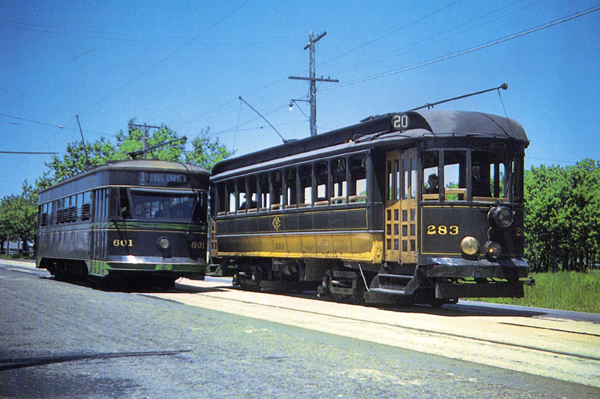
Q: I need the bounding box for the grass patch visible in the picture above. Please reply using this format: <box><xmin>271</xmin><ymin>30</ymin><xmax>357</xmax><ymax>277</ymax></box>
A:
<box><xmin>476</xmin><ymin>271</ymin><xmax>600</xmax><ymax>314</ymax></box>
<box><xmin>0</xmin><ymin>253</ymin><xmax>35</xmax><ymax>261</ymax></box>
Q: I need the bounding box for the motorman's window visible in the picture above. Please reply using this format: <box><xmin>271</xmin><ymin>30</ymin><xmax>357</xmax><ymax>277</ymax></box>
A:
<box><xmin>472</xmin><ymin>150</ymin><xmax>508</xmax><ymax>199</ymax></box>
<box><xmin>195</xmin><ymin>192</ymin><xmax>208</xmax><ymax>222</ymax></box>
<box><xmin>443</xmin><ymin>151</ymin><xmax>467</xmax><ymax>201</ymax></box>
<box><xmin>422</xmin><ymin>151</ymin><xmax>439</xmax><ymax>201</ymax></box>
<box><xmin>119</xmin><ymin>188</ymin><xmax>131</xmax><ymax>219</ymax></box>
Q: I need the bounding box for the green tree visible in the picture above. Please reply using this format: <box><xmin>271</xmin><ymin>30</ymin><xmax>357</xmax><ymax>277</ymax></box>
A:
<box><xmin>0</xmin><ymin>182</ymin><xmax>38</xmax><ymax>254</ymax></box>
<box><xmin>116</xmin><ymin>120</ymin><xmax>186</xmax><ymax>162</ymax></box>
<box><xmin>524</xmin><ymin>159</ymin><xmax>600</xmax><ymax>272</ymax></box>
<box><xmin>37</xmin><ymin>122</ymin><xmax>233</xmax><ymax>191</ymax></box>
<box><xmin>185</xmin><ymin>127</ymin><xmax>235</xmax><ymax>170</ymax></box>
<box><xmin>37</xmin><ymin>137</ymin><xmax>118</xmax><ymax>189</ymax></box>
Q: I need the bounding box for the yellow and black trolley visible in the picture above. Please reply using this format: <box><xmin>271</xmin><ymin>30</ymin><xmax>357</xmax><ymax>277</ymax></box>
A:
<box><xmin>210</xmin><ymin>110</ymin><xmax>532</xmax><ymax>305</ymax></box>
<box><xmin>36</xmin><ymin>160</ymin><xmax>209</xmax><ymax>288</ymax></box>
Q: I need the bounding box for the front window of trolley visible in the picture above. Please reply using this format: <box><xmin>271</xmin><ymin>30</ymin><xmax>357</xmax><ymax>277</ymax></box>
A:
<box><xmin>128</xmin><ymin>189</ymin><xmax>206</xmax><ymax>222</ymax></box>
<box><xmin>421</xmin><ymin>147</ymin><xmax>515</xmax><ymax>203</ymax></box>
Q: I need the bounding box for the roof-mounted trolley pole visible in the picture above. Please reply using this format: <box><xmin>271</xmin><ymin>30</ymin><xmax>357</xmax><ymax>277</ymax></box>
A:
<box><xmin>410</xmin><ymin>83</ymin><xmax>509</xmax><ymax>111</ymax></box>
<box><xmin>289</xmin><ymin>31</ymin><xmax>339</xmax><ymax>136</ymax></box>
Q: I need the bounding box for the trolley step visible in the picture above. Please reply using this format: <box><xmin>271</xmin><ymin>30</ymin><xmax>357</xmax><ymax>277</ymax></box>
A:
<box><xmin>369</xmin><ymin>287</ymin><xmax>406</xmax><ymax>295</ymax></box>
<box><xmin>369</xmin><ymin>273</ymin><xmax>419</xmax><ymax>295</ymax></box>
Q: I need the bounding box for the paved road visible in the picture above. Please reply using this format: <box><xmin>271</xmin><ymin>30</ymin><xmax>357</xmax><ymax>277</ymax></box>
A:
<box><xmin>1</xmin><ymin>260</ymin><xmax>599</xmax><ymax>398</ymax></box>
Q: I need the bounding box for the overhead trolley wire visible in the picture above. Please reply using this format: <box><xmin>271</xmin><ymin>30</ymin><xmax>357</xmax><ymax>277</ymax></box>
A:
<box><xmin>324</xmin><ymin>4</ymin><xmax>600</xmax><ymax>91</ymax></box>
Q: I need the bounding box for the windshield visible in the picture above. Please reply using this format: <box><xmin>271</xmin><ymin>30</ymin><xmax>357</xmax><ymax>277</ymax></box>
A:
<box><xmin>421</xmin><ymin>148</ymin><xmax>514</xmax><ymax>202</ymax></box>
<box><xmin>128</xmin><ymin>190</ymin><xmax>199</xmax><ymax>221</ymax></box>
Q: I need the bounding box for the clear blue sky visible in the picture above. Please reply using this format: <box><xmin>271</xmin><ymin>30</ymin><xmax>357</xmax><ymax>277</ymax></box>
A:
<box><xmin>1</xmin><ymin>0</ymin><xmax>599</xmax><ymax>199</ymax></box>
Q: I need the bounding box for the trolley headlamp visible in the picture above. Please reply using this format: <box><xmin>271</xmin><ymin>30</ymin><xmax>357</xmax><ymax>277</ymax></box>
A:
<box><xmin>460</xmin><ymin>236</ymin><xmax>480</xmax><ymax>256</ymax></box>
<box><xmin>157</xmin><ymin>236</ymin><xmax>170</xmax><ymax>250</ymax></box>
<box><xmin>484</xmin><ymin>241</ymin><xmax>502</xmax><ymax>260</ymax></box>
<box><xmin>488</xmin><ymin>206</ymin><xmax>514</xmax><ymax>228</ymax></box>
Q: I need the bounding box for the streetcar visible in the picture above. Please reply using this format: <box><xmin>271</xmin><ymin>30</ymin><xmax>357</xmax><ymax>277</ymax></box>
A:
<box><xmin>36</xmin><ymin>159</ymin><xmax>210</xmax><ymax>288</ymax></box>
<box><xmin>210</xmin><ymin>109</ymin><xmax>531</xmax><ymax>305</ymax></box>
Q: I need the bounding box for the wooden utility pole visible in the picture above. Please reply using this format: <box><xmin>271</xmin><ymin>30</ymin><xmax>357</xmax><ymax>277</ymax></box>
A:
<box><xmin>289</xmin><ymin>31</ymin><xmax>338</xmax><ymax>136</ymax></box>
<box><xmin>128</xmin><ymin>122</ymin><xmax>161</xmax><ymax>159</ymax></box>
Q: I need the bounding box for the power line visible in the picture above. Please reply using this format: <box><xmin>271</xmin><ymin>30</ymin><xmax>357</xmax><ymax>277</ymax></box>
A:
<box><xmin>0</xmin><ymin>151</ymin><xmax>58</xmax><ymax>155</ymax></box>
<box><xmin>324</xmin><ymin>4</ymin><xmax>600</xmax><ymax>91</ymax></box>
<box><xmin>327</xmin><ymin>0</ymin><xmax>539</xmax><ymax>77</ymax></box>
<box><xmin>0</xmin><ymin>18</ymin><xmax>284</xmax><ymax>45</ymax></box>
<box><xmin>74</xmin><ymin>0</ymin><xmax>252</xmax><ymax>117</ymax></box>
<box><xmin>0</xmin><ymin>113</ymin><xmax>110</xmax><ymax>136</ymax></box>
<box><xmin>319</xmin><ymin>0</ymin><xmax>464</xmax><ymax>68</ymax></box>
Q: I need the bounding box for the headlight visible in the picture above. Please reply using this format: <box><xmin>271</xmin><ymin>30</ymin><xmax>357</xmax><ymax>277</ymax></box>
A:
<box><xmin>484</xmin><ymin>241</ymin><xmax>502</xmax><ymax>260</ymax></box>
<box><xmin>488</xmin><ymin>206</ymin><xmax>514</xmax><ymax>228</ymax></box>
<box><xmin>460</xmin><ymin>236</ymin><xmax>480</xmax><ymax>256</ymax></box>
<box><xmin>157</xmin><ymin>236</ymin><xmax>170</xmax><ymax>250</ymax></box>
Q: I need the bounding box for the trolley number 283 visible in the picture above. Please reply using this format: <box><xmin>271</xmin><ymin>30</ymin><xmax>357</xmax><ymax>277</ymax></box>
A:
<box><xmin>427</xmin><ymin>225</ymin><xmax>459</xmax><ymax>235</ymax></box>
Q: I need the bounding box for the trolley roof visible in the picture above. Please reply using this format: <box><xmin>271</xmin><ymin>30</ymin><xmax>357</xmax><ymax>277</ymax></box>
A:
<box><xmin>212</xmin><ymin>110</ymin><xmax>528</xmax><ymax>177</ymax></box>
<box><xmin>39</xmin><ymin>159</ymin><xmax>210</xmax><ymax>196</ymax></box>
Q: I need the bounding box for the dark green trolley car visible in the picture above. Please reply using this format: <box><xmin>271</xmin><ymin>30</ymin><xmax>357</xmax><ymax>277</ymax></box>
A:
<box><xmin>36</xmin><ymin>160</ymin><xmax>209</xmax><ymax>288</ymax></box>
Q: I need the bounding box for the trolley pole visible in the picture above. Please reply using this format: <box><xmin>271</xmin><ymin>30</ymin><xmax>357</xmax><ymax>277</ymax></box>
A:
<box><xmin>289</xmin><ymin>31</ymin><xmax>338</xmax><ymax>136</ymax></box>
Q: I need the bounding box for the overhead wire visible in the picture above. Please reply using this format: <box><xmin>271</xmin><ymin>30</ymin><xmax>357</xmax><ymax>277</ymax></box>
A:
<box><xmin>323</xmin><ymin>4</ymin><xmax>600</xmax><ymax>91</ymax></box>
<box><xmin>177</xmin><ymin>0</ymin><xmax>558</xmax><ymax>138</ymax></box>
<box><xmin>327</xmin><ymin>0</ymin><xmax>539</xmax><ymax>77</ymax></box>
<box><xmin>2</xmin><ymin>1</ymin><xmax>253</xmax><ymax>185</ymax></box>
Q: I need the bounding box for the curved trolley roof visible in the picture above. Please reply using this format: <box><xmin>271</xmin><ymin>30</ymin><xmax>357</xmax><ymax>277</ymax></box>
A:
<box><xmin>212</xmin><ymin>110</ymin><xmax>528</xmax><ymax>177</ymax></box>
<box><xmin>39</xmin><ymin>159</ymin><xmax>210</xmax><ymax>198</ymax></box>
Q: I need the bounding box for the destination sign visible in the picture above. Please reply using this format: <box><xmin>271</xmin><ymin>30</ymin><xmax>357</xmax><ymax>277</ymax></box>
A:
<box><xmin>139</xmin><ymin>172</ymin><xmax>188</xmax><ymax>186</ymax></box>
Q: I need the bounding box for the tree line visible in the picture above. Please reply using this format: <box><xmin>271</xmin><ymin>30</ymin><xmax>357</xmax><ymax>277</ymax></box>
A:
<box><xmin>524</xmin><ymin>159</ymin><xmax>600</xmax><ymax>272</ymax></box>
<box><xmin>0</xmin><ymin>122</ymin><xmax>233</xmax><ymax>254</ymax></box>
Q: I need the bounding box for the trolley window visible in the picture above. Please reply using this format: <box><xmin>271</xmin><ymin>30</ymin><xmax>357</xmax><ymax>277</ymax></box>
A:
<box><xmin>472</xmin><ymin>150</ymin><xmax>509</xmax><ymax>200</ymax></box>
<box><xmin>129</xmin><ymin>189</ymin><xmax>199</xmax><ymax>221</ymax></box>
<box><xmin>422</xmin><ymin>151</ymin><xmax>439</xmax><ymax>201</ymax></box>
<box><xmin>443</xmin><ymin>151</ymin><xmax>467</xmax><ymax>201</ymax></box>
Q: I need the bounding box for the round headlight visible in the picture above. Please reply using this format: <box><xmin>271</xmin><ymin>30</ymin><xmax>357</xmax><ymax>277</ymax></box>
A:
<box><xmin>157</xmin><ymin>236</ymin><xmax>170</xmax><ymax>250</ymax></box>
<box><xmin>488</xmin><ymin>206</ymin><xmax>514</xmax><ymax>228</ymax></box>
<box><xmin>484</xmin><ymin>241</ymin><xmax>502</xmax><ymax>260</ymax></box>
<box><xmin>460</xmin><ymin>236</ymin><xmax>480</xmax><ymax>256</ymax></box>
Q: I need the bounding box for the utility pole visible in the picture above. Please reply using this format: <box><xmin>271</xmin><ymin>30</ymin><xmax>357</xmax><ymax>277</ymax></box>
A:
<box><xmin>128</xmin><ymin>122</ymin><xmax>161</xmax><ymax>159</ymax></box>
<box><xmin>289</xmin><ymin>31</ymin><xmax>338</xmax><ymax>136</ymax></box>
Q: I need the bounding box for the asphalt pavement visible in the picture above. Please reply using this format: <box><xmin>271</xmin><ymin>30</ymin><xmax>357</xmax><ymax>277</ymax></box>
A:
<box><xmin>2</xmin><ymin>260</ymin><xmax>599</xmax><ymax>398</ymax></box>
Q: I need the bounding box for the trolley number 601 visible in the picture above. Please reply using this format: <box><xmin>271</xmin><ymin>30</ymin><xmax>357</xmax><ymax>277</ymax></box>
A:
<box><xmin>427</xmin><ymin>225</ymin><xmax>459</xmax><ymax>235</ymax></box>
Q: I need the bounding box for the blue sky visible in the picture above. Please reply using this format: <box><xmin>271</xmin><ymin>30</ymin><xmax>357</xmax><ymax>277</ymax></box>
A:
<box><xmin>1</xmin><ymin>0</ymin><xmax>599</xmax><ymax>199</ymax></box>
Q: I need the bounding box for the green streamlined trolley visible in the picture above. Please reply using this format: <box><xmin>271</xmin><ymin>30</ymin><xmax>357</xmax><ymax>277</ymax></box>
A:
<box><xmin>36</xmin><ymin>160</ymin><xmax>210</xmax><ymax>287</ymax></box>
<box><xmin>210</xmin><ymin>110</ymin><xmax>531</xmax><ymax>305</ymax></box>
